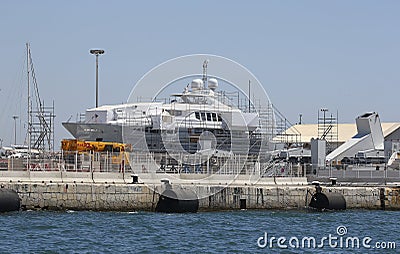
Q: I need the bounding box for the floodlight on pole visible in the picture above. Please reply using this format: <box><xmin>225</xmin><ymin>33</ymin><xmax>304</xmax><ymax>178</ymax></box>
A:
<box><xmin>89</xmin><ymin>49</ymin><xmax>105</xmax><ymax>108</ymax></box>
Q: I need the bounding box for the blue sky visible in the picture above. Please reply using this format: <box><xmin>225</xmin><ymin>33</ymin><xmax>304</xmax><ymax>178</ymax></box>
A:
<box><xmin>0</xmin><ymin>1</ymin><xmax>399</xmax><ymax>147</ymax></box>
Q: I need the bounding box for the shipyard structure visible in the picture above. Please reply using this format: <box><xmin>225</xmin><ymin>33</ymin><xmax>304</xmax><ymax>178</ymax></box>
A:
<box><xmin>1</xmin><ymin>54</ymin><xmax>400</xmax><ymax>212</ymax></box>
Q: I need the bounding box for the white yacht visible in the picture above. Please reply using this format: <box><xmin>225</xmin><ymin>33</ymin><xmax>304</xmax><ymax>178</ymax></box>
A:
<box><xmin>63</xmin><ymin>68</ymin><xmax>264</xmax><ymax>156</ymax></box>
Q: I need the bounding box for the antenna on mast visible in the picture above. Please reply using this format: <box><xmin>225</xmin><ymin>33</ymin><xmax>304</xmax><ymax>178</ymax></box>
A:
<box><xmin>202</xmin><ymin>59</ymin><xmax>209</xmax><ymax>88</ymax></box>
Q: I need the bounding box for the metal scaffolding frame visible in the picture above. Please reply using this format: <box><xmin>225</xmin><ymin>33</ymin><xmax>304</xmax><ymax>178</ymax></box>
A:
<box><xmin>318</xmin><ymin>109</ymin><xmax>339</xmax><ymax>154</ymax></box>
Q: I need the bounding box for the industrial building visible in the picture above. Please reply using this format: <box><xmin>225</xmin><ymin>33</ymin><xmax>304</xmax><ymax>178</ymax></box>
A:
<box><xmin>281</xmin><ymin>112</ymin><xmax>400</xmax><ymax>165</ymax></box>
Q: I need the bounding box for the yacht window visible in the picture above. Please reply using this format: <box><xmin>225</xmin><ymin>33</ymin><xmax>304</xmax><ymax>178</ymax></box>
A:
<box><xmin>195</xmin><ymin>112</ymin><xmax>200</xmax><ymax>120</ymax></box>
<box><xmin>212</xmin><ymin>113</ymin><xmax>217</xmax><ymax>121</ymax></box>
<box><xmin>174</xmin><ymin>110</ymin><xmax>182</xmax><ymax>116</ymax></box>
<box><xmin>206</xmin><ymin>113</ymin><xmax>212</xmax><ymax>121</ymax></box>
<box><xmin>218</xmin><ymin>114</ymin><xmax>222</xmax><ymax>121</ymax></box>
<box><xmin>201</xmin><ymin>112</ymin><xmax>206</xmax><ymax>121</ymax></box>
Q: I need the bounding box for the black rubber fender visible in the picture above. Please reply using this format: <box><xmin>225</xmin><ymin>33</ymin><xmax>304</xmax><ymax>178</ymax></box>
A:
<box><xmin>155</xmin><ymin>188</ymin><xmax>199</xmax><ymax>213</ymax></box>
<box><xmin>309</xmin><ymin>192</ymin><xmax>346</xmax><ymax>211</ymax></box>
<box><xmin>0</xmin><ymin>189</ymin><xmax>21</xmax><ymax>212</ymax></box>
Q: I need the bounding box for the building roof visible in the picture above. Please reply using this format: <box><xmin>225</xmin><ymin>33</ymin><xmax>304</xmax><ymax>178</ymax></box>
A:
<box><xmin>283</xmin><ymin>123</ymin><xmax>400</xmax><ymax>143</ymax></box>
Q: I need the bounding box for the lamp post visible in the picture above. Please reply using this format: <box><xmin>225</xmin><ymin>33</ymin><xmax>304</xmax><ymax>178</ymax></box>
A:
<box><xmin>12</xmin><ymin>115</ymin><xmax>18</xmax><ymax>145</ymax></box>
<box><xmin>89</xmin><ymin>49</ymin><xmax>105</xmax><ymax>108</ymax></box>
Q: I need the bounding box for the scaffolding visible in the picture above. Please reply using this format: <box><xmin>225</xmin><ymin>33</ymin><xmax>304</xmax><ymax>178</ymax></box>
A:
<box><xmin>26</xmin><ymin>43</ymin><xmax>56</xmax><ymax>155</ymax></box>
<box><xmin>317</xmin><ymin>109</ymin><xmax>338</xmax><ymax>154</ymax></box>
<box><xmin>221</xmin><ymin>90</ymin><xmax>301</xmax><ymax>148</ymax></box>
<box><xmin>30</xmin><ymin>102</ymin><xmax>55</xmax><ymax>153</ymax></box>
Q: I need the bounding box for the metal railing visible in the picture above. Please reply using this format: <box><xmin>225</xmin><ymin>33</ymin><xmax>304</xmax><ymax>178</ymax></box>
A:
<box><xmin>315</xmin><ymin>166</ymin><xmax>400</xmax><ymax>179</ymax></box>
<box><xmin>1</xmin><ymin>151</ymin><xmax>304</xmax><ymax>178</ymax></box>
<box><xmin>261</xmin><ymin>161</ymin><xmax>305</xmax><ymax>177</ymax></box>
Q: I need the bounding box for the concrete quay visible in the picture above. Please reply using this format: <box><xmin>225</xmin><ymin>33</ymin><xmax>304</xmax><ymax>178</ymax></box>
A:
<box><xmin>0</xmin><ymin>171</ymin><xmax>399</xmax><ymax>211</ymax></box>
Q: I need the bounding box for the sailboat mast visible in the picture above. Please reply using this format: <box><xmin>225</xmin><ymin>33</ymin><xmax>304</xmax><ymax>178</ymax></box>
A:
<box><xmin>26</xmin><ymin>43</ymin><xmax>31</xmax><ymax>161</ymax></box>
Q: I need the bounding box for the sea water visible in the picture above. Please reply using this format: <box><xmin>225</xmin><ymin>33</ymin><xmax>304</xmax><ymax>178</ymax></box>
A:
<box><xmin>0</xmin><ymin>210</ymin><xmax>398</xmax><ymax>253</ymax></box>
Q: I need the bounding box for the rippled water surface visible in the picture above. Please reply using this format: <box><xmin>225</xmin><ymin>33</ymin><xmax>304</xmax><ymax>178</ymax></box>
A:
<box><xmin>0</xmin><ymin>210</ymin><xmax>398</xmax><ymax>253</ymax></box>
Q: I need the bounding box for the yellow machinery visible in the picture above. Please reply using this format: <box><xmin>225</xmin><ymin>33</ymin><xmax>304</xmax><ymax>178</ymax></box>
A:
<box><xmin>61</xmin><ymin>139</ymin><xmax>131</xmax><ymax>166</ymax></box>
<box><xmin>61</xmin><ymin>139</ymin><xmax>132</xmax><ymax>153</ymax></box>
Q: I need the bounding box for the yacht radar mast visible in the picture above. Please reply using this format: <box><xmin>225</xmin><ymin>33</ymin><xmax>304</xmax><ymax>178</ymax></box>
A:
<box><xmin>202</xmin><ymin>59</ymin><xmax>209</xmax><ymax>88</ymax></box>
